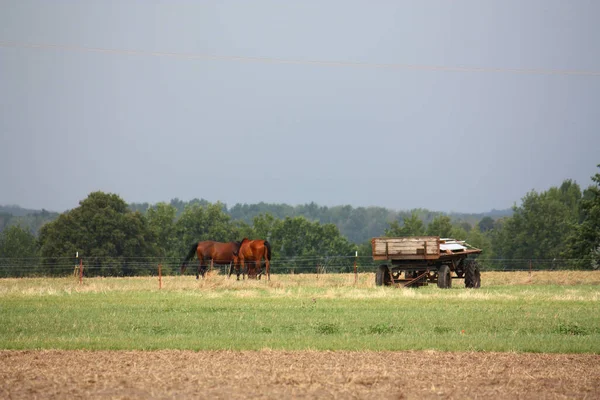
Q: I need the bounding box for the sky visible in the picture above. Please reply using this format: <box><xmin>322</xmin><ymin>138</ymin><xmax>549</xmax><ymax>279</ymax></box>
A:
<box><xmin>1</xmin><ymin>1</ymin><xmax>599</xmax><ymax>214</ymax></box>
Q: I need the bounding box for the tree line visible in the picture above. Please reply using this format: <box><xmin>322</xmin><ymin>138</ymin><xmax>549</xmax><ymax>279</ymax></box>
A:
<box><xmin>1</xmin><ymin>165</ymin><xmax>599</xmax><ymax>277</ymax></box>
<box><xmin>129</xmin><ymin>199</ymin><xmax>512</xmax><ymax>244</ymax></box>
<box><xmin>0</xmin><ymin>192</ymin><xmax>357</xmax><ymax>277</ymax></box>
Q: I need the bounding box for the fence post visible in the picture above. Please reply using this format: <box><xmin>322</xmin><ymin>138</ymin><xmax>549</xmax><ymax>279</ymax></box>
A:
<box><xmin>158</xmin><ymin>264</ymin><xmax>162</xmax><ymax>289</ymax></box>
<box><xmin>354</xmin><ymin>251</ymin><xmax>358</xmax><ymax>284</ymax></box>
<box><xmin>78</xmin><ymin>258</ymin><xmax>83</xmax><ymax>284</ymax></box>
<box><xmin>73</xmin><ymin>251</ymin><xmax>79</xmax><ymax>278</ymax></box>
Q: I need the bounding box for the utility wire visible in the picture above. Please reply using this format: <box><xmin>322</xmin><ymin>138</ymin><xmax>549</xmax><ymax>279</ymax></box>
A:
<box><xmin>1</xmin><ymin>40</ymin><xmax>599</xmax><ymax>77</ymax></box>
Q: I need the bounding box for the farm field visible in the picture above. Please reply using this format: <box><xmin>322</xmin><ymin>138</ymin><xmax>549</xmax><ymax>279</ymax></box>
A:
<box><xmin>1</xmin><ymin>271</ymin><xmax>599</xmax><ymax>398</ymax></box>
<box><xmin>1</xmin><ymin>271</ymin><xmax>599</xmax><ymax>353</ymax></box>
<box><xmin>2</xmin><ymin>350</ymin><xmax>599</xmax><ymax>399</ymax></box>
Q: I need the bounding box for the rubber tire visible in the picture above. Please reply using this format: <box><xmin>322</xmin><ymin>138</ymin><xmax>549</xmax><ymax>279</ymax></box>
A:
<box><xmin>472</xmin><ymin>265</ymin><xmax>481</xmax><ymax>288</ymax></box>
<box><xmin>465</xmin><ymin>261</ymin><xmax>481</xmax><ymax>288</ymax></box>
<box><xmin>376</xmin><ymin>265</ymin><xmax>392</xmax><ymax>286</ymax></box>
<box><xmin>437</xmin><ymin>265</ymin><xmax>452</xmax><ymax>289</ymax></box>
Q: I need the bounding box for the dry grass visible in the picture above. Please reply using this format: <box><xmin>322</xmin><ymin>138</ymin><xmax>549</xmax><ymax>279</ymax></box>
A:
<box><xmin>1</xmin><ymin>350</ymin><xmax>598</xmax><ymax>399</ymax></box>
<box><xmin>482</xmin><ymin>270</ymin><xmax>600</xmax><ymax>286</ymax></box>
<box><xmin>1</xmin><ymin>271</ymin><xmax>599</xmax><ymax>300</ymax></box>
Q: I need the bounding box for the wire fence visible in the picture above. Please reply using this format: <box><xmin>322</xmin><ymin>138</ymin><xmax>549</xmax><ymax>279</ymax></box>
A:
<box><xmin>0</xmin><ymin>256</ymin><xmax>595</xmax><ymax>278</ymax></box>
<box><xmin>3</xmin><ymin>40</ymin><xmax>600</xmax><ymax>77</ymax></box>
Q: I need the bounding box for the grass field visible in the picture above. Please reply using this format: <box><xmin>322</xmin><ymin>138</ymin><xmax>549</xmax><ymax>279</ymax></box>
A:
<box><xmin>1</xmin><ymin>271</ymin><xmax>599</xmax><ymax>353</ymax></box>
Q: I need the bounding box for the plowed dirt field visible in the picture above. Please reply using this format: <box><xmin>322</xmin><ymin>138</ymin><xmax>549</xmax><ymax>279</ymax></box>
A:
<box><xmin>1</xmin><ymin>350</ymin><xmax>598</xmax><ymax>399</ymax></box>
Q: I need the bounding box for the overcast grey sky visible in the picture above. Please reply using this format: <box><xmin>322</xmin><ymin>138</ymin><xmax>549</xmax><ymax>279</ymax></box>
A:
<box><xmin>1</xmin><ymin>1</ymin><xmax>599</xmax><ymax>214</ymax></box>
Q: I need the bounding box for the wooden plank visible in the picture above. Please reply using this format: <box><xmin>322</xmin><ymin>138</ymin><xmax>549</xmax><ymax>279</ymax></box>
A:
<box><xmin>373</xmin><ymin>237</ymin><xmax>436</xmax><ymax>243</ymax></box>
<box><xmin>371</xmin><ymin>237</ymin><xmax>439</xmax><ymax>243</ymax></box>
<box><xmin>373</xmin><ymin>254</ymin><xmax>439</xmax><ymax>261</ymax></box>
<box><xmin>382</xmin><ymin>241</ymin><xmax>437</xmax><ymax>248</ymax></box>
<box><xmin>372</xmin><ymin>237</ymin><xmax>440</xmax><ymax>258</ymax></box>
<box><xmin>385</xmin><ymin>243</ymin><xmax>438</xmax><ymax>251</ymax></box>
<box><xmin>372</xmin><ymin>238</ymin><xmax>438</xmax><ymax>247</ymax></box>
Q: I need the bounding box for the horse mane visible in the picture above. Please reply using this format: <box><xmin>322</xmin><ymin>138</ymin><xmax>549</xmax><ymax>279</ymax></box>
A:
<box><xmin>232</xmin><ymin>239</ymin><xmax>243</xmax><ymax>251</ymax></box>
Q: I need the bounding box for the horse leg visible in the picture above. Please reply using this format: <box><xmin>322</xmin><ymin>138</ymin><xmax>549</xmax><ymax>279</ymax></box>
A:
<box><xmin>198</xmin><ymin>257</ymin><xmax>209</xmax><ymax>279</ymax></box>
<box><xmin>247</xmin><ymin>261</ymin><xmax>254</xmax><ymax>279</ymax></box>
<box><xmin>229</xmin><ymin>262</ymin><xmax>241</xmax><ymax>281</ymax></box>
<box><xmin>252</xmin><ymin>261</ymin><xmax>260</xmax><ymax>280</ymax></box>
<box><xmin>265</xmin><ymin>258</ymin><xmax>270</xmax><ymax>281</ymax></box>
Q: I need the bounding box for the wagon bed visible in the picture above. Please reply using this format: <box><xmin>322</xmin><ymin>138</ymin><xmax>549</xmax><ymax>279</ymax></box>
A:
<box><xmin>372</xmin><ymin>236</ymin><xmax>482</xmax><ymax>288</ymax></box>
<box><xmin>372</xmin><ymin>236</ymin><xmax>482</xmax><ymax>260</ymax></box>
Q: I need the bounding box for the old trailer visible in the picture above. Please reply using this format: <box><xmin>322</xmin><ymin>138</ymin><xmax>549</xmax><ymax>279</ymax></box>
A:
<box><xmin>372</xmin><ymin>236</ymin><xmax>482</xmax><ymax>288</ymax></box>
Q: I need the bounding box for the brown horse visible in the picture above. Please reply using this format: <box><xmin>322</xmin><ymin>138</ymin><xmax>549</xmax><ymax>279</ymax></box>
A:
<box><xmin>180</xmin><ymin>240</ymin><xmax>244</xmax><ymax>280</ymax></box>
<box><xmin>233</xmin><ymin>238</ymin><xmax>272</xmax><ymax>281</ymax></box>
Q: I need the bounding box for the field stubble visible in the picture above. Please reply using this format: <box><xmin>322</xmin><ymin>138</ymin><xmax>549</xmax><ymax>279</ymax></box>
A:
<box><xmin>1</xmin><ymin>350</ymin><xmax>598</xmax><ymax>399</ymax></box>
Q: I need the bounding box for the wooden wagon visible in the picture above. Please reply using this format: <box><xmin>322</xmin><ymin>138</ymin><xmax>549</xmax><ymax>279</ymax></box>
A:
<box><xmin>372</xmin><ymin>236</ymin><xmax>482</xmax><ymax>288</ymax></box>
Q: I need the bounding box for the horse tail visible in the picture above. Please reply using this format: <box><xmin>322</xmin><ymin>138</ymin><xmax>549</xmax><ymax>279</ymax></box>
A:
<box><xmin>264</xmin><ymin>240</ymin><xmax>272</xmax><ymax>260</ymax></box>
<box><xmin>181</xmin><ymin>242</ymin><xmax>198</xmax><ymax>274</ymax></box>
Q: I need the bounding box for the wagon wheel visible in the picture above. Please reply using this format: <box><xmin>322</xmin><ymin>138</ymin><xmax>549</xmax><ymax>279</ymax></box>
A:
<box><xmin>464</xmin><ymin>260</ymin><xmax>481</xmax><ymax>288</ymax></box>
<box><xmin>376</xmin><ymin>265</ymin><xmax>392</xmax><ymax>286</ymax></box>
<box><xmin>437</xmin><ymin>265</ymin><xmax>452</xmax><ymax>289</ymax></box>
<box><xmin>473</xmin><ymin>265</ymin><xmax>481</xmax><ymax>288</ymax></box>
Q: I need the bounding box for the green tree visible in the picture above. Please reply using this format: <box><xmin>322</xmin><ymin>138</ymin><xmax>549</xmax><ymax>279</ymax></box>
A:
<box><xmin>477</xmin><ymin>216</ymin><xmax>495</xmax><ymax>232</ymax></box>
<box><xmin>458</xmin><ymin>221</ymin><xmax>472</xmax><ymax>233</ymax></box>
<box><xmin>553</xmin><ymin>179</ymin><xmax>583</xmax><ymax>221</ymax></box>
<box><xmin>136</xmin><ymin>198</ymin><xmax>514</xmax><ymax>245</ymax></box>
<box><xmin>233</xmin><ymin>220</ymin><xmax>256</xmax><ymax>242</ymax></box>
<box><xmin>449</xmin><ymin>226</ymin><xmax>468</xmax><ymax>240</ymax></box>
<box><xmin>567</xmin><ymin>165</ymin><xmax>600</xmax><ymax>268</ymax></box>
<box><xmin>270</xmin><ymin>216</ymin><xmax>355</xmax><ymax>273</ymax></box>
<box><xmin>384</xmin><ymin>212</ymin><xmax>425</xmax><ymax>237</ymax></box>
<box><xmin>426</xmin><ymin>215</ymin><xmax>453</xmax><ymax>237</ymax></box>
<box><xmin>39</xmin><ymin>191</ymin><xmax>158</xmax><ymax>276</ymax></box>
<box><xmin>465</xmin><ymin>228</ymin><xmax>494</xmax><ymax>260</ymax></box>
<box><xmin>251</xmin><ymin>213</ymin><xmax>278</xmax><ymax>240</ymax></box>
<box><xmin>0</xmin><ymin>212</ymin><xmax>13</xmax><ymax>232</ymax></box>
<box><xmin>356</xmin><ymin>239</ymin><xmax>373</xmax><ymax>262</ymax></box>
<box><xmin>493</xmin><ymin>181</ymin><xmax>581</xmax><ymax>263</ymax></box>
<box><xmin>146</xmin><ymin>202</ymin><xmax>177</xmax><ymax>259</ymax></box>
<box><xmin>0</xmin><ymin>225</ymin><xmax>39</xmax><ymax>277</ymax></box>
<box><xmin>173</xmin><ymin>202</ymin><xmax>239</xmax><ymax>258</ymax></box>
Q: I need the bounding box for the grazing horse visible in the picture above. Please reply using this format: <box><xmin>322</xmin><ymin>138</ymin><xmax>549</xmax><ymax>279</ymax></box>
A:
<box><xmin>180</xmin><ymin>240</ymin><xmax>243</xmax><ymax>280</ymax></box>
<box><xmin>233</xmin><ymin>238</ymin><xmax>272</xmax><ymax>281</ymax></box>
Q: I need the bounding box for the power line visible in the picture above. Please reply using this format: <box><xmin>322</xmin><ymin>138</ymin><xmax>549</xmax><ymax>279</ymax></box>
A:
<box><xmin>1</xmin><ymin>40</ymin><xmax>599</xmax><ymax>77</ymax></box>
